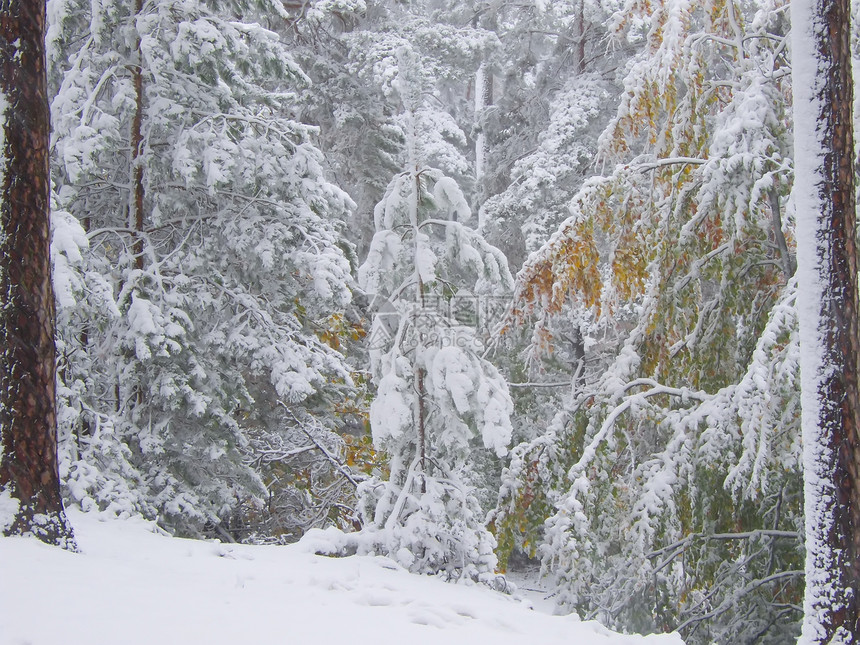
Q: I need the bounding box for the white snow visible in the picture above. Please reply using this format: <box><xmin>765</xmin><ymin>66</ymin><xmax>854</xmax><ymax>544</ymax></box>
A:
<box><xmin>0</xmin><ymin>510</ymin><xmax>685</xmax><ymax>645</ymax></box>
<box><xmin>0</xmin><ymin>488</ymin><xmax>18</xmax><ymax>533</ymax></box>
<box><xmin>51</xmin><ymin>209</ymin><xmax>88</xmax><ymax>308</ymax></box>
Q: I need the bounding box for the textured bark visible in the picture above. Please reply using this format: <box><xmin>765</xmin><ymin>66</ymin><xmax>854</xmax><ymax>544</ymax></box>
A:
<box><xmin>131</xmin><ymin>0</ymin><xmax>145</xmax><ymax>271</ymax></box>
<box><xmin>0</xmin><ymin>0</ymin><xmax>75</xmax><ymax>548</ymax></box>
<box><xmin>416</xmin><ymin>365</ymin><xmax>426</xmax><ymax>494</ymax></box>
<box><xmin>821</xmin><ymin>5</ymin><xmax>860</xmax><ymax>621</ymax></box>
<box><xmin>768</xmin><ymin>188</ymin><xmax>795</xmax><ymax>279</ymax></box>
<box><xmin>574</xmin><ymin>0</ymin><xmax>586</xmax><ymax>74</ymax></box>
<box><xmin>795</xmin><ymin>0</ymin><xmax>860</xmax><ymax>638</ymax></box>
<box><xmin>821</xmin><ymin>2</ymin><xmax>860</xmax><ymax>627</ymax></box>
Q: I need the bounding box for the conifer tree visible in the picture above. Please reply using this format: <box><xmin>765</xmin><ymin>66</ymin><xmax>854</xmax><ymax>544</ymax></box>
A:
<box><xmin>48</xmin><ymin>0</ymin><xmax>357</xmax><ymax>536</ymax></box>
<box><xmin>355</xmin><ymin>47</ymin><xmax>514</xmax><ymax>579</ymax></box>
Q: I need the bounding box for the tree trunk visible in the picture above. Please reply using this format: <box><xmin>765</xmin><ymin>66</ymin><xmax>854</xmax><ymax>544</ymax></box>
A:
<box><xmin>131</xmin><ymin>0</ymin><xmax>145</xmax><ymax>271</ymax></box>
<box><xmin>417</xmin><ymin>365</ymin><xmax>426</xmax><ymax>494</ymax></box>
<box><xmin>0</xmin><ymin>0</ymin><xmax>76</xmax><ymax>549</ymax></box>
<box><xmin>471</xmin><ymin>7</ymin><xmax>494</xmax><ymax>228</ymax></box>
<box><xmin>793</xmin><ymin>0</ymin><xmax>859</xmax><ymax>639</ymax></box>
<box><xmin>574</xmin><ymin>0</ymin><xmax>586</xmax><ymax>74</ymax></box>
<box><xmin>410</xmin><ymin>154</ymin><xmax>427</xmax><ymax>493</ymax></box>
<box><xmin>474</xmin><ymin>64</ymin><xmax>486</xmax><ymax>221</ymax></box>
<box><xmin>768</xmin><ymin>188</ymin><xmax>795</xmax><ymax>279</ymax></box>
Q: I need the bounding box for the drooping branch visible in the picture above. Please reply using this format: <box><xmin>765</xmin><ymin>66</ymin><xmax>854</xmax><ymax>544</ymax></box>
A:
<box><xmin>280</xmin><ymin>405</ymin><xmax>360</xmax><ymax>489</ymax></box>
<box><xmin>569</xmin><ymin>378</ymin><xmax>711</xmax><ymax>481</ymax></box>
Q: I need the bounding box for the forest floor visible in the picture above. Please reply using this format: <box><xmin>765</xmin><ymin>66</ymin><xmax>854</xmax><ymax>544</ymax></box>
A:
<box><xmin>0</xmin><ymin>510</ymin><xmax>684</xmax><ymax>644</ymax></box>
<box><xmin>505</xmin><ymin>558</ymin><xmax>560</xmax><ymax>615</ymax></box>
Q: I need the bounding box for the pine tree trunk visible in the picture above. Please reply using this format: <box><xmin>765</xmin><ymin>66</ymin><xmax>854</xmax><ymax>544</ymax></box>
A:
<box><xmin>574</xmin><ymin>0</ymin><xmax>586</xmax><ymax>74</ymax></box>
<box><xmin>131</xmin><ymin>0</ymin><xmax>145</xmax><ymax>271</ymax></box>
<box><xmin>474</xmin><ymin>63</ymin><xmax>487</xmax><ymax>227</ymax></box>
<box><xmin>411</xmin><ymin>160</ymin><xmax>427</xmax><ymax>493</ymax></box>
<box><xmin>417</xmin><ymin>365</ymin><xmax>426</xmax><ymax>493</ymax></box>
<box><xmin>0</xmin><ymin>0</ymin><xmax>76</xmax><ymax>549</ymax></box>
<box><xmin>793</xmin><ymin>0</ymin><xmax>860</xmax><ymax>638</ymax></box>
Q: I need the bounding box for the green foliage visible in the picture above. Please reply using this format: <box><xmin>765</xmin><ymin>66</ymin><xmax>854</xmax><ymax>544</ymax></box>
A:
<box><xmin>50</xmin><ymin>0</ymin><xmax>362</xmax><ymax>537</ymax></box>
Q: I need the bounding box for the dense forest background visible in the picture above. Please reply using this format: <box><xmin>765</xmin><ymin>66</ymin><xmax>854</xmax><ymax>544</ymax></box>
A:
<box><xmin>45</xmin><ymin>0</ymin><xmax>811</xmax><ymax>641</ymax></box>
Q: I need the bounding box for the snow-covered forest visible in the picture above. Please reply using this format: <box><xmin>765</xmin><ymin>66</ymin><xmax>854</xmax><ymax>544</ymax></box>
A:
<box><xmin>3</xmin><ymin>0</ymin><xmax>860</xmax><ymax>641</ymax></box>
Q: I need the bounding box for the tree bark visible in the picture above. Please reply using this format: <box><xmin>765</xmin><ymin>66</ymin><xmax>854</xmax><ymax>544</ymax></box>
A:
<box><xmin>768</xmin><ymin>188</ymin><xmax>795</xmax><ymax>279</ymax></box>
<box><xmin>793</xmin><ymin>0</ymin><xmax>859</xmax><ymax>639</ymax></box>
<box><xmin>416</xmin><ymin>365</ymin><xmax>426</xmax><ymax>494</ymax></box>
<box><xmin>131</xmin><ymin>0</ymin><xmax>145</xmax><ymax>271</ymax></box>
<box><xmin>411</xmin><ymin>161</ymin><xmax>427</xmax><ymax>494</ymax></box>
<box><xmin>474</xmin><ymin>63</ymin><xmax>487</xmax><ymax>227</ymax></box>
<box><xmin>0</xmin><ymin>0</ymin><xmax>76</xmax><ymax>548</ymax></box>
<box><xmin>574</xmin><ymin>0</ymin><xmax>586</xmax><ymax>74</ymax></box>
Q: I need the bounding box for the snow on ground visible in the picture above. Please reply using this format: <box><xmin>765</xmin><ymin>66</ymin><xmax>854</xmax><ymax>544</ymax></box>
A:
<box><xmin>505</xmin><ymin>559</ymin><xmax>561</xmax><ymax>615</ymax></box>
<box><xmin>0</xmin><ymin>510</ymin><xmax>684</xmax><ymax>645</ymax></box>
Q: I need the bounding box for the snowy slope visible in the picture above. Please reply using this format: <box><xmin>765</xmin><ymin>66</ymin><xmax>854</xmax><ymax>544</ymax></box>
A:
<box><xmin>0</xmin><ymin>510</ymin><xmax>684</xmax><ymax>645</ymax></box>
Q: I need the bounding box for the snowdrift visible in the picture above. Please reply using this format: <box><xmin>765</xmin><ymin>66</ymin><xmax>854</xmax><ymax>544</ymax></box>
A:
<box><xmin>0</xmin><ymin>510</ymin><xmax>684</xmax><ymax>645</ymax></box>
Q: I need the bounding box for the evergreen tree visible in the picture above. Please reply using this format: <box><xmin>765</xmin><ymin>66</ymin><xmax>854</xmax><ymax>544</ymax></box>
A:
<box><xmin>48</xmin><ymin>0</ymin><xmax>357</xmax><ymax>537</ymax></box>
<box><xmin>354</xmin><ymin>47</ymin><xmax>515</xmax><ymax>580</ymax></box>
<box><xmin>279</xmin><ymin>0</ymin><xmax>500</xmax><ymax>257</ymax></box>
<box><xmin>469</xmin><ymin>0</ymin><xmax>622</xmax><ymax>266</ymax></box>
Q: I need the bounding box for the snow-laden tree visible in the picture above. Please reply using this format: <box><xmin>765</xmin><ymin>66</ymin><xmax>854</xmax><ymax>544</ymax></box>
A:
<box><xmin>48</xmin><ymin>0</ymin><xmax>358</xmax><ymax>537</ymax></box>
<box><xmin>792</xmin><ymin>0</ymin><xmax>860</xmax><ymax>639</ymax></box>
<box><xmin>492</xmin><ymin>0</ymin><xmax>804</xmax><ymax>640</ymax></box>
<box><xmin>481</xmin><ymin>72</ymin><xmax>613</xmax><ymax>259</ymax></box>
<box><xmin>274</xmin><ymin>0</ymin><xmax>501</xmax><ymax>259</ymax></box>
<box><xmin>350</xmin><ymin>47</ymin><xmax>515</xmax><ymax>580</ymax></box>
<box><xmin>466</xmin><ymin>0</ymin><xmax>623</xmax><ymax>266</ymax></box>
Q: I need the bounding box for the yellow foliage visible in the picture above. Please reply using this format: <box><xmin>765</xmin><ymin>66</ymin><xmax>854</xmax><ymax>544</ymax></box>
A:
<box><xmin>515</xmin><ymin>217</ymin><xmax>602</xmax><ymax>326</ymax></box>
<box><xmin>343</xmin><ymin>433</ymin><xmax>387</xmax><ymax>478</ymax></box>
<box><xmin>317</xmin><ymin>312</ymin><xmax>366</xmax><ymax>350</ymax></box>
